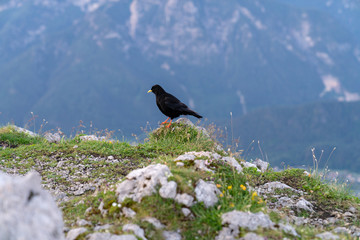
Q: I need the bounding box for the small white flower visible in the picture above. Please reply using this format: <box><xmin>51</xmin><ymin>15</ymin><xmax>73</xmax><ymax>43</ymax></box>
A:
<box><xmin>112</xmin><ymin>202</ymin><xmax>117</xmax><ymax>207</ymax></box>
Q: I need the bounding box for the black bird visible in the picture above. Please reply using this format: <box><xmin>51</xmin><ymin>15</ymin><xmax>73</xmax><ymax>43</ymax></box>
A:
<box><xmin>148</xmin><ymin>84</ymin><xmax>202</xmax><ymax>128</ymax></box>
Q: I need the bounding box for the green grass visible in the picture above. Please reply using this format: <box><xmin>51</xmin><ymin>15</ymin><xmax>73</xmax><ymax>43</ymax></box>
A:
<box><xmin>0</xmin><ymin>125</ymin><xmax>43</xmax><ymax>147</ymax></box>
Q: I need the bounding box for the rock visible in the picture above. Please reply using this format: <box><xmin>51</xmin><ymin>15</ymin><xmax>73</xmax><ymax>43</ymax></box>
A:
<box><xmin>241</xmin><ymin>232</ymin><xmax>265</xmax><ymax>240</ymax></box>
<box><xmin>175</xmin><ymin>118</ymin><xmax>195</xmax><ymax>127</ymax></box>
<box><xmin>176</xmin><ymin>151</ymin><xmax>243</xmax><ymax>173</ymax></box>
<box><xmin>162</xmin><ymin>231</ymin><xmax>182</xmax><ymax>240</ymax></box>
<box><xmin>0</xmin><ymin>171</ymin><xmax>65</xmax><ymax>240</ymax></box>
<box><xmin>276</xmin><ymin>197</ymin><xmax>295</xmax><ymax>208</ymax></box>
<box><xmin>122</xmin><ymin>207</ymin><xmax>136</xmax><ymax>218</ymax></box>
<box><xmin>142</xmin><ymin>217</ymin><xmax>164</xmax><ymax>229</ymax></box>
<box><xmin>176</xmin><ymin>162</ymin><xmax>185</xmax><ymax>167</ymax></box>
<box><xmin>159</xmin><ymin>181</ymin><xmax>177</xmax><ymax>199</ymax></box>
<box><xmin>221</xmin><ymin>156</ymin><xmax>243</xmax><ymax>173</ymax></box>
<box><xmin>76</xmin><ymin>219</ymin><xmax>92</xmax><ymax>227</ymax></box>
<box><xmin>122</xmin><ymin>224</ymin><xmax>147</xmax><ymax>240</ymax></box>
<box><xmin>215</xmin><ymin>227</ymin><xmax>239</xmax><ymax>240</ymax></box>
<box><xmin>98</xmin><ymin>202</ymin><xmax>108</xmax><ymax>216</ymax></box>
<box><xmin>332</xmin><ymin>227</ymin><xmax>350</xmax><ymax>235</ymax></box>
<box><xmin>349</xmin><ymin>206</ymin><xmax>357</xmax><ymax>213</ymax></box>
<box><xmin>296</xmin><ymin>199</ymin><xmax>314</xmax><ymax>213</ymax></box>
<box><xmin>175</xmin><ymin>118</ymin><xmax>210</xmax><ymax>137</ymax></box>
<box><xmin>94</xmin><ymin>224</ymin><xmax>112</xmax><ymax>231</ymax></box>
<box><xmin>44</xmin><ymin>132</ymin><xmax>61</xmax><ymax>143</ymax></box>
<box><xmin>279</xmin><ymin>223</ymin><xmax>299</xmax><ymax>237</ymax></box>
<box><xmin>292</xmin><ymin>216</ymin><xmax>309</xmax><ymax>226</ymax></box>
<box><xmin>195</xmin><ymin>126</ymin><xmax>210</xmax><ymax>137</ymax></box>
<box><xmin>175</xmin><ymin>193</ymin><xmax>194</xmax><ymax>207</ymax></box>
<box><xmin>221</xmin><ymin>211</ymin><xmax>274</xmax><ymax>231</ymax></box>
<box><xmin>195</xmin><ymin>179</ymin><xmax>221</xmax><ymax>208</ymax></box>
<box><xmin>242</xmin><ymin>162</ymin><xmax>260</xmax><ymax>172</ymax></box>
<box><xmin>253</xmin><ymin>159</ymin><xmax>269</xmax><ymax>172</ymax></box>
<box><xmin>66</xmin><ymin>228</ymin><xmax>87</xmax><ymax>240</ymax></box>
<box><xmin>326</xmin><ymin>217</ymin><xmax>338</xmax><ymax>224</ymax></box>
<box><xmin>260</xmin><ymin>181</ymin><xmax>293</xmax><ymax>193</ymax></box>
<box><xmin>315</xmin><ymin>232</ymin><xmax>340</xmax><ymax>240</ymax></box>
<box><xmin>194</xmin><ymin>160</ymin><xmax>214</xmax><ymax>173</ymax></box>
<box><xmin>181</xmin><ymin>208</ymin><xmax>192</xmax><ymax>217</ymax></box>
<box><xmin>12</xmin><ymin>125</ymin><xmax>38</xmax><ymax>137</ymax></box>
<box><xmin>87</xmin><ymin>233</ymin><xmax>137</xmax><ymax>240</ymax></box>
<box><xmin>116</xmin><ymin>164</ymin><xmax>171</xmax><ymax>203</ymax></box>
<box><xmin>175</xmin><ymin>154</ymin><xmax>196</xmax><ymax>162</ymax></box>
<box><xmin>80</xmin><ymin>135</ymin><xmax>106</xmax><ymax>142</ymax></box>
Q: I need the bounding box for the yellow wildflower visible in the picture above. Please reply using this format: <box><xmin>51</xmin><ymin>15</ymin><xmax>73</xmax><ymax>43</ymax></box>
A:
<box><xmin>227</xmin><ymin>185</ymin><xmax>232</xmax><ymax>190</ymax></box>
<box><xmin>216</xmin><ymin>184</ymin><xmax>221</xmax><ymax>188</ymax></box>
<box><xmin>230</xmin><ymin>203</ymin><xmax>235</xmax><ymax>208</ymax></box>
<box><xmin>240</xmin><ymin>184</ymin><xmax>246</xmax><ymax>191</ymax></box>
<box><xmin>220</xmin><ymin>193</ymin><xmax>223</xmax><ymax>197</ymax></box>
<box><xmin>251</xmin><ymin>192</ymin><xmax>258</xmax><ymax>200</ymax></box>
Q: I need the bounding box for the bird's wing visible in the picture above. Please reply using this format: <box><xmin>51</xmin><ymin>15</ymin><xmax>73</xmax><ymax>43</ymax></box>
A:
<box><xmin>163</xmin><ymin>94</ymin><xmax>189</xmax><ymax>111</ymax></box>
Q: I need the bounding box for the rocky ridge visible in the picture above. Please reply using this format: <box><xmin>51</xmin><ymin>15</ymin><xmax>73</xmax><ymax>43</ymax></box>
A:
<box><xmin>0</xmin><ymin>120</ymin><xmax>359</xmax><ymax>239</ymax></box>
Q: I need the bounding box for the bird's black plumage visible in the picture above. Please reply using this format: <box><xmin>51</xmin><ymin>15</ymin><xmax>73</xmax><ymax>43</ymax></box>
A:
<box><xmin>148</xmin><ymin>84</ymin><xmax>202</xmax><ymax>127</ymax></box>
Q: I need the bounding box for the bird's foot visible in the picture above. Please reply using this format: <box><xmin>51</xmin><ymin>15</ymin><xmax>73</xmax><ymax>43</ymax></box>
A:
<box><xmin>161</xmin><ymin>117</ymin><xmax>170</xmax><ymax>125</ymax></box>
<box><xmin>166</xmin><ymin>123</ymin><xmax>172</xmax><ymax>128</ymax></box>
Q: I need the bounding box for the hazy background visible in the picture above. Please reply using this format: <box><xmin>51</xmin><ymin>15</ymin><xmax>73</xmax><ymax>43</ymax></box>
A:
<box><xmin>1</xmin><ymin>0</ymin><xmax>360</xmax><ymax>183</ymax></box>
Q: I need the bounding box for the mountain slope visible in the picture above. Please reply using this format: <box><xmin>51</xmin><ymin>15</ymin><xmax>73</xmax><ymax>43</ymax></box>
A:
<box><xmin>234</xmin><ymin>101</ymin><xmax>360</xmax><ymax>170</ymax></box>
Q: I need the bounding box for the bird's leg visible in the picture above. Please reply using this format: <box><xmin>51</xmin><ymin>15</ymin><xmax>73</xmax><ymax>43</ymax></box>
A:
<box><xmin>161</xmin><ymin>117</ymin><xmax>170</xmax><ymax>125</ymax></box>
<box><xmin>166</xmin><ymin>119</ymin><xmax>172</xmax><ymax>128</ymax></box>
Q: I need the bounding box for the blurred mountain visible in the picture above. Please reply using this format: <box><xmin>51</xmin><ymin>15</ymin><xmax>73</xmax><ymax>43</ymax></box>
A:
<box><xmin>234</xmin><ymin>101</ymin><xmax>360</xmax><ymax>171</ymax></box>
<box><xmin>0</xmin><ymin>0</ymin><xmax>360</xmax><ymax>169</ymax></box>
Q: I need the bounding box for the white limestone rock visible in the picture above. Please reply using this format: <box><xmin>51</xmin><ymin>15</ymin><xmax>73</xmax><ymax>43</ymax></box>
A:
<box><xmin>87</xmin><ymin>233</ymin><xmax>137</xmax><ymax>240</ymax></box>
<box><xmin>253</xmin><ymin>159</ymin><xmax>269</xmax><ymax>172</ymax></box>
<box><xmin>279</xmin><ymin>223</ymin><xmax>299</xmax><ymax>237</ymax></box>
<box><xmin>175</xmin><ymin>193</ymin><xmax>194</xmax><ymax>207</ymax></box>
<box><xmin>332</xmin><ymin>227</ymin><xmax>350</xmax><ymax>235</ymax></box>
<box><xmin>116</xmin><ymin>164</ymin><xmax>171</xmax><ymax>203</ymax></box>
<box><xmin>215</xmin><ymin>227</ymin><xmax>239</xmax><ymax>240</ymax></box>
<box><xmin>80</xmin><ymin>135</ymin><xmax>106</xmax><ymax>142</ymax></box>
<box><xmin>221</xmin><ymin>156</ymin><xmax>243</xmax><ymax>173</ymax></box>
<box><xmin>242</xmin><ymin>162</ymin><xmax>260</xmax><ymax>172</ymax></box>
<box><xmin>241</xmin><ymin>233</ymin><xmax>265</xmax><ymax>240</ymax></box>
<box><xmin>296</xmin><ymin>199</ymin><xmax>314</xmax><ymax>213</ymax></box>
<box><xmin>221</xmin><ymin>211</ymin><xmax>274</xmax><ymax>231</ymax></box>
<box><xmin>122</xmin><ymin>224</ymin><xmax>147</xmax><ymax>240</ymax></box>
<box><xmin>94</xmin><ymin>224</ymin><xmax>112</xmax><ymax>231</ymax></box>
<box><xmin>175</xmin><ymin>154</ymin><xmax>196</xmax><ymax>162</ymax></box>
<box><xmin>122</xmin><ymin>207</ymin><xmax>136</xmax><ymax>219</ymax></box>
<box><xmin>66</xmin><ymin>228</ymin><xmax>87</xmax><ymax>240</ymax></box>
<box><xmin>142</xmin><ymin>217</ymin><xmax>164</xmax><ymax>229</ymax></box>
<box><xmin>181</xmin><ymin>208</ymin><xmax>192</xmax><ymax>217</ymax></box>
<box><xmin>76</xmin><ymin>219</ymin><xmax>92</xmax><ymax>227</ymax></box>
<box><xmin>0</xmin><ymin>171</ymin><xmax>65</xmax><ymax>240</ymax></box>
<box><xmin>315</xmin><ymin>232</ymin><xmax>340</xmax><ymax>240</ymax></box>
<box><xmin>195</xmin><ymin>179</ymin><xmax>221</xmax><ymax>208</ymax></box>
<box><xmin>159</xmin><ymin>181</ymin><xmax>177</xmax><ymax>199</ymax></box>
<box><xmin>45</xmin><ymin>132</ymin><xmax>61</xmax><ymax>143</ymax></box>
<box><xmin>12</xmin><ymin>125</ymin><xmax>38</xmax><ymax>137</ymax></box>
<box><xmin>194</xmin><ymin>160</ymin><xmax>214</xmax><ymax>173</ymax></box>
<box><xmin>163</xmin><ymin>231</ymin><xmax>182</xmax><ymax>240</ymax></box>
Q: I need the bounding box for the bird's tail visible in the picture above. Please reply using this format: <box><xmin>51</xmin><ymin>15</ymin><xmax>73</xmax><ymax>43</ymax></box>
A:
<box><xmin>188</xmin><ymin>110</ymin><xmax>202</xmax><ymax>119</ymax></box>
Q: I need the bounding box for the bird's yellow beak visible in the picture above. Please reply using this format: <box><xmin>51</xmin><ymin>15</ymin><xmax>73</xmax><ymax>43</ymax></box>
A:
<box><xmin>147</xmin><ymin>90</ymin><xmax>152</xmax><ymax>93</ymax></box>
